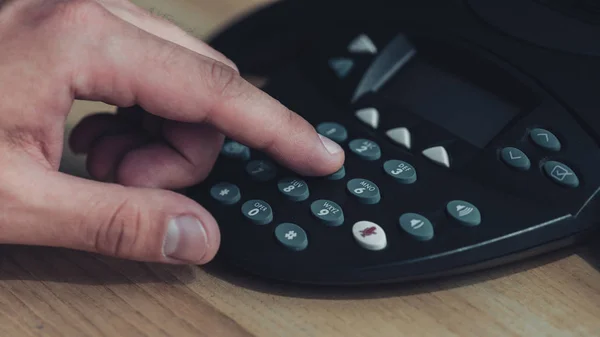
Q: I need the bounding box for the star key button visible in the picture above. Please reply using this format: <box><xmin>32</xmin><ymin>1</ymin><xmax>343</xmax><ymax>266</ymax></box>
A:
<box><xmin>352</xmin><ymin>221</ymin><xmax>387</xmax><ymax>251</ymax></box>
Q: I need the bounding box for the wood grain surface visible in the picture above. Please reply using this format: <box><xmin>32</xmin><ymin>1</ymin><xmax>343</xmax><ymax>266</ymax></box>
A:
<box><xmin>3</xmin><ymin>0</ymin><xmax>600</xmax><ymax>336</ymax></box>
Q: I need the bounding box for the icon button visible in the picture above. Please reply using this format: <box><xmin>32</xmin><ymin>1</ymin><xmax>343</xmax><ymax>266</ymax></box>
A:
<box><xmin>543</xmin><ymin>161</ymin><xmax>579</xmax><ymax>188</ymax></box>
<box><xmin>352</xmin><ymin>221</ymin><xmax>387</xmax><ymax>251</ymax></box>
<box><xmin>210</xmin><ymin>182</ymin><xmax>241</xmax><ymax>205</ymax></box>
<box><xmin>500</xmin><ymin>147</ymin><xmax>531</xmax><ymax>171</ymax></box>
<box><xmin>348</xmin><ymin>34</ymin><xmax>378</xmax><ymax>54</ymax></box>
<box><xmin>328</xmin><ymin>57</ymin><xmax>354</xmax><ymax>78</ymax></box>
<box><xmin>355</xmin><ymin>108</ymin><xmax>380</xmax><ymax>129</ymax></box>
<box><xmin>386</xmin><ymin>127</ymin><xmax>411</xmax><ymax>150</ymax></box>
<box><xmin>446</xmin><ymin>200</ymin><xmax>481</xmax><ymax>227</ymax></box>
<box><xmin>275</xmin><ymin>223</ymin><xmax>308</xmax><ymax>251</ymax></box>
<box><xmin>399</xmin><ymin>213</ymin><xmax>434</xmax><ymax>241</ymax></box>
<box><xmin>530</xmin><ymin>128</ymin><xmax>561</xmax><ymax>152</ymax></box>
<box><xmin>422</xmin><ymin>146</ymin><xmax>451</xmax><ymax>168</ymax></box>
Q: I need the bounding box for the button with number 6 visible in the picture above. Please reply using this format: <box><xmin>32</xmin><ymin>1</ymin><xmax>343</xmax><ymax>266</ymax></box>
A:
<box><xmin>347</xmin><ymin>178</ymin><xmax>381</xmax><ymax>204</ymax></box>
<box><xmin>241</xmin><ymin>200</ymin><xmax>273</xmax><ymax>225</ymax></box>
<box><xmin>277</xmin><ymin>178</ymin><xmax>310</xmax><ymax>201</ymax></box>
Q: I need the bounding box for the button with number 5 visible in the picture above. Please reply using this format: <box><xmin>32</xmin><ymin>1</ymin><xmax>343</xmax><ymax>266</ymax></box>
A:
<box><xmin>241</xmin><ymin>200</ymin><xmax>273</xmax><ymax>225</ymax></box>
<box><xmin>383</xmin><ymin>160</ymin><xmax>417</xmax><ymax>184</ymax></box>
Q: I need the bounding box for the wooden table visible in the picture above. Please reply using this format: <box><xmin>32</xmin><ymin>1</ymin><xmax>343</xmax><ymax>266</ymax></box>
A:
<box><xmin>3</xmin><ymin>1</ymin><xmax>600</xmax><ymax>336</ymax></box>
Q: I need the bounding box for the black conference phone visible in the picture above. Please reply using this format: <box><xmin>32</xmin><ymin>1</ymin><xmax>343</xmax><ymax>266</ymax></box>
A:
<box><xmin>171</xmin><ymin>0</ymin><xmax>600</xmax><ymax>284</ymax></box>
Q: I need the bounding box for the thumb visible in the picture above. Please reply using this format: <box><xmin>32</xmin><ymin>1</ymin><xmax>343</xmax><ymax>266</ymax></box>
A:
<box><xmin>0</xmin><ymin>161</ymin><xmax>219</xmax><ymax>264</ymax></box>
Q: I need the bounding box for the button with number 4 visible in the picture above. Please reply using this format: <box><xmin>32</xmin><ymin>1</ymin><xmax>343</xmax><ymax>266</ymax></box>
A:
<box><xmin>241</xmin><ymin>200</ymin><xmax>273</xmax><ymax>225</ymax></box>
<box><xmin>277</xmin><ymin>178</ymin><xmax>310</xmax><ymax>201</ymax></box>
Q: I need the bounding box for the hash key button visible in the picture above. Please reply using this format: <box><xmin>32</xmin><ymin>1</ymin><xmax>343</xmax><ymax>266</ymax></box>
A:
<box><xmin>399</xmin><ymin>213</ymin><xmax>434</xmax><ymax>241</ymax></box>
<box><xmin>311</xmin><ymin>200</ymin><xmax>344</xmax><ymax>226</ymax></box>
<box><xmin>275</xmin><ymin>223</ymin><xmax>308</xmax><ymax>251</ymax></box>
<box><xmin>544</xmin><ymin>161</ymin><xmax>579</xmax><ymax>188</ymax></box>
<box><xmin>347</xmin><ymin>179</ymin><xmax>381</xmax><ymax>204</ymax></box>
<box><xmin>352</xmin><ymin>221</ymin><xmax>387</xmax><ymax>251</ymax></box>
<box><xmin>241</xmin><ymin>200</ymin><xmax>273</xmax><ymax>225</ymax></box>
<box><xmin>446</xmin><ymin>200</ymin><xmax>481</xmax><ymax>227</ymax></box>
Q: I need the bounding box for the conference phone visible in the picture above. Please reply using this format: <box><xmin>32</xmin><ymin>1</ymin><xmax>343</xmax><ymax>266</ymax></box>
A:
<box><xmin>126</xmin><ymin>0</ymin><xmax>600</xmax><ymax>284</ymax></box>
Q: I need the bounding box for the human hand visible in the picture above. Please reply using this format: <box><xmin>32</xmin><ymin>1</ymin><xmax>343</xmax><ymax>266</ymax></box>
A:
<box><xmin>0</xmin><ymin>0</ymin><xmax>344</xmax><ymax>264</ymax></box>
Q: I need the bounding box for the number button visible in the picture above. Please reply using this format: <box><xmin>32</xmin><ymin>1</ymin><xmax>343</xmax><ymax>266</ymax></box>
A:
<box><xmin>241</xmin><ymin>200</ymin><xmax>273</xmax><ymax>225</ymax></box>
<box><xmin>221</xmin><ymin>140</ymin><xmax>250</xmax><ymax>160</ymax></box>
<box><xmin>347</xmin><ymin>179</ymin><xmax>381</xmax><ymax>204</ymax></box>
<box><xmin>383</xmin><ymin>160</ymin><xmax>417</xmax><ymax>184</ymax></box>
<box><xmin>277</xmin><ymin>178</ymin><xmax>310</xmax><ymax>201</ymax></box>
<box><xmin>327</xmin><ymin>165</ymin><xmax>346</xmax><ymax>180</ymax></box>
<box><xmin>317</xmin><ymin>122</ymin><xmax>348</xmax><ymax>143</ymax></box>
<box><xmin>310</xmin><ymin>200</ymin><xmax>344</xmax><ymax>226</ymax></box>
<box><xmin>349</xmin><ymin>139</ymin><xmax>381</xmax><ymax>161</ymax></box>
<box><xmin>246</xmin><ymin>160</ymin><xmax>277</xmax><ymax>182</ymax></box>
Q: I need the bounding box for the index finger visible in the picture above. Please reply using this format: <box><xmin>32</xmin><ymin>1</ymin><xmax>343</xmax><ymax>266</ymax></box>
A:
<box><xmin>76</xmin><ymin>18</ymin><xmax>345</xmax><ymax>177</ymax></box>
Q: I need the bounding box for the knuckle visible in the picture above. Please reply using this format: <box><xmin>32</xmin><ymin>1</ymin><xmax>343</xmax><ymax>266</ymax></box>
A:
<box><xmin>91</xmin><ymin>197</ymin><xmax>144</xmax><ymax>258</ymax></box>
<box><xmin>207</xmin><ymin>60</ymin><xmax>241</xmax><ymax>98</ymax></box>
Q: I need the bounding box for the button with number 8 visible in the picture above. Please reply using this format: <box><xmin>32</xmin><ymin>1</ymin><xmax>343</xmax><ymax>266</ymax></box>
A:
<box><xmin>241</xmin><ymin>200</ymin><xmax>273</xmax><ymax>225</ymax></box>
<box><xmin>384</xmin><ymin>160</ymin><xmax>417</xmax><ymax>184</ymax></box>
<box><xmin>277</xmin><ymin>178</ymin><xmax>310</xmax><ymax>201</ymax></box>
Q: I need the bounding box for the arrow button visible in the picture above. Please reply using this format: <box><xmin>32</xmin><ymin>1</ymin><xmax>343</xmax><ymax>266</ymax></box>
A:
<box><xmin>501</xmin><ymin>147</ymin><xmax>531</xmax><ymax>171</ymax></box>
<box><xmin>530</xmin><ymin>128</ymin><xmax>561</xmax><ymax>152</ymax></box>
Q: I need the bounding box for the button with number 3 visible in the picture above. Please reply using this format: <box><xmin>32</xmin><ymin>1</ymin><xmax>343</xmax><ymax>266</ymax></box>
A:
<box><xmin>383</xmin><ymin>160</ymin><xmax>417</xmax><ymax>184</ymax></box>
<box><xmin>241</xmin><ymin>200</ymin><xmax>273</xmax><ymax>225</ymax></box>
<box><xmin>277</xmin><ymin>178</ymin><xmax>310</xmax><ymax>201</ymax></box>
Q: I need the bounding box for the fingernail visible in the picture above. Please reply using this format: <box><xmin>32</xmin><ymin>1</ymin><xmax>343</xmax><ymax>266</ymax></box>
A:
<box><xmin>319</xmin><ymin>134</ymin><xmax>343</xmax><ymax>155</ymax></box>
<box><xmin>163</xmin><ymin>215</ymin><xmax>208</xmax><ymax>263</ymax></box>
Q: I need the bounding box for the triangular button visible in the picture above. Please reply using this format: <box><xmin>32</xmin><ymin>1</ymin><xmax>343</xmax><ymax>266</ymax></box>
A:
<box><xmin>348</xmin><ymin>34</ymin><xmax>377</xmax><ymax>54</ymax></box>
<box><xmin>328</xmin><ymin>58</ymin><xmax>354</xmax><ymax>78</ymax></box>
<box><xmin>422</xmin><ymin>146</ymin><xmax>451</xmax><ymax>168</ymax></box>
<box><xmin>386</xmin><ymin>127</ymin><xmax>411</xmax><ymax>149</ymax></box>
<box><xmin>355</xmin><ymin>108</ymin><xmax>379</xmax><ymax>129</ymax></box>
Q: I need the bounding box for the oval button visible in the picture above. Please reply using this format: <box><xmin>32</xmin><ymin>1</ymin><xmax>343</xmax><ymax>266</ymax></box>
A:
<box><xmin>543</xmin><ymin>161</ymin><xmax>579</xmax><ymax>188</ymax></box>
<box><xmin>399</xmin><ymin>213</ymin><xmax>434</xmax><ymax>241</ymax></box>
<box><xmin>241</xmin><ymin>200</ymin><xmax>273</xmax><ymax>225</ymax></box>
<box><xmin>500</xmin><ymin>147</ymin><xmax>531</xmax><ymax>171</ymax></box>
<box><xmin>347</xmin><ymin>178</ymin><xmax>381</xmax><ymax>204</ymax></box>
<box><xmin>383</xmin><ymin>160</ymin><xmax>417</xmax><ymax>184</ymax></box>
<box><xmin>352</xmin><ymin>221</ymin><xmax>387</xmax><ymax>251</ymax></box>
<box><xmin>310</xmin><ymin>200</ymin><xmax>344</xmax><ymax>226</ymax></box>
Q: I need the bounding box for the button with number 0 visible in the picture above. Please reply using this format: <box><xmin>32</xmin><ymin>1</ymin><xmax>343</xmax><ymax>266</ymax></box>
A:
<box><xmin>241</xmin><ymin>200</ymin><xmax>273</xmax><ymax>225</ymax></box>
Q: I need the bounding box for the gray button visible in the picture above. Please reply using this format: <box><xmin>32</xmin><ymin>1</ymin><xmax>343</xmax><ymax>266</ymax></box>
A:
<box><xmin>355</xmin><ymin>108</ymin><xmax>379</xmax><ymax>129</ymax></box>
<box><xmin>383</xmin><ymin>160</ymin><xmax>417</xmax><ymax>184</ymax></box>
<box><xmin>347</xmin><ymin>179</ymin><xmax>381</xmax><ymax>204</ymax></box>
<box><xmin>246</xmin><ymin>160</ymin><xmax>277</xmax><ymax>181</ymax></box>
<box><xmin>327</xmin><ymin>165</ymin><xmax>346</xmax><ymax>180</ymax></box>
<box><xmin>530</xmin><ymin>128</ymin><xmax>561</xmax><ymax>152</ymax></box>
<box><xmin>386</xmin><ymin>127</ymin><xmax>411</xmax><ymax>149</ymax></box>
<box><xmin>446</xmin><ymin>200</ymin><xmax>481</xmax><ymax>227</ymax></box>
<box><xmin>316</xmin><ymin>122</ymin><xmax>348</xmax><ymax>143</ymax></box>
<box><xmin>348</xmin><ymin>34</ymin><xmax>378</xmax><ymax>54</ymax></box>
<box><xmin>422</xmin><ymin>146</ymin><xmax>451</xmax><ymax>168</ymax></box>
<box><xmin>543</xmin><ymin>161</ymin><xmax>579</xmax><ymax>188</ymax></box>
<box><xmin>275</xmin><ymin>223</ymin><xmax>308</xmax><ymax>251</ymax></box>
<box><xmin>210</xmin><ymin>182</ymin><xmax>241</xmax><ymax>205</ymax></box>
<box><xmin>349</xmin><ymin>139</ymin><xmax>381</xmax><ymax>161</ymax></box>
<box><xmin>277</xmin><ymin>178</ymin><xmax>309</xmax><ymax>201</ymax></box>
<box><xmin>310</xmin><ymin>200</ymin><xmax>344</xmax><ymax>226</ymax></box>
<box><xmin>241</xmin><ymin>200</ymin><xmax>273</xmax><ymax>225</ymax></box>
<box><xmin>328</xmin><ymin>57</ymin><xmax>354</xmax><ymax>78</ymax></box>
<box><xmin>500</xmin><ymin>147</ymin><xmax>531</xmax><ymax>171</ymax></box>
<box><xmin>399</xmin><ymin>213</ymin><xmax>434</xmax><ymax>241</ymax></box>
<box><xmin>221</xmin><ymin>141</ymin><xmax>250</xmax><ymax>160</ymax></box>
